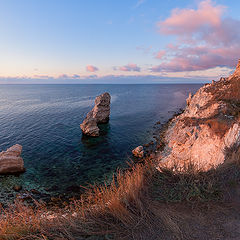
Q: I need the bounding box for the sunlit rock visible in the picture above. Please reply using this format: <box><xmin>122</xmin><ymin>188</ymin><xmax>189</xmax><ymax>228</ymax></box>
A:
<box><xmin>186</xmin><ymin>93</ymin><xmax>192</xmax><ymax>106</ymax></box>
<box><xmin>229</xmin><ymin>59</ymin><xmax>240</xmax><ymax>80</ymax></box>
<box><xmin>0</xmin><ymin>144</ymin><xmax>25</xmax><ymax>174</ymax></box>
<box><xmin>80</xmin><ymin>92</ymin><xmax>111</xmax><ymax>136</ymax></box>
<box><xmin>157</xmin><ymin>60</ymin><xmax>240</xmax><ymax>171</ymax></box>
<box><xmin>132</xmin><ymin>146</ymin><xmax>144</xmax><ymax>158</ymax></box>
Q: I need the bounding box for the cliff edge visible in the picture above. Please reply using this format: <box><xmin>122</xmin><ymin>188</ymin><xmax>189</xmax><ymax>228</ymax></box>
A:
<box><xmin>158</xmin><ymin>60</ymin><xmax>240</xmax><ymax>171</ymax></box>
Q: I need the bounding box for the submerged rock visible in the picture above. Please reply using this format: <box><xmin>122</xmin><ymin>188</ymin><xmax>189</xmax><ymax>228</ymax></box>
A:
<box><xmin>132</xmin><ymin>146</ymin><xmax>144</xmax><ymax>158</ymax></box>
<box><xmin>13</xmin><ymin>185</ymin><xmax>22</xmax><ymax>192</ymax></box>
<box><xmin>0</xmin><ymin>144</ymin><xmax>25</xmax><ymax>174</ymax></box>
<box><xmin>157</xmin><ymin>60</ymin><xmax>240</xmax><ymax>171</ymax></box>
<box><xmin>80</xmin><ymin>92</ymin><xmax>111</xmax><ymax>136</ymax></box>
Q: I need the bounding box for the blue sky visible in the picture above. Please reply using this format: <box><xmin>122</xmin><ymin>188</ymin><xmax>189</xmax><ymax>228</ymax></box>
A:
<box><xmin>0</xmin><ymin>0</ymin><xmax>239</xmax><ymax>83</ymax></box>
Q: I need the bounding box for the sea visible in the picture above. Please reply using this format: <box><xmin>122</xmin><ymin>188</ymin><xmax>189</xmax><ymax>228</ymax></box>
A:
<box><xmin>0</xmin><ymin>84</ymin><xmax>202</xmax><ymax>202</ymax></box>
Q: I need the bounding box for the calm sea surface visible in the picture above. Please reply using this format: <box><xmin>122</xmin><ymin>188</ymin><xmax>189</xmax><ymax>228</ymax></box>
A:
<box><xmin>0</xmin><ymin>84</ymin><xmax>202</xmax><ymax>200</ymax></box>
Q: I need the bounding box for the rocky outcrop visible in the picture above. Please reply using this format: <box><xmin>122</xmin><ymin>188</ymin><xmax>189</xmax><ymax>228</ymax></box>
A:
<box><xmin>186</xmin><ymin>93</ymin><xmax>192</xmax><ymax>106</ymax></box>
<box><xmin>132</xmin><ymin>146</ymin><xmax>144</xmax><ymax>158</ymax></box>
<box><xmin>229</xmin><ymin>59</ymin><xmax>240</xmax><ymax>80</ymax></box>
<box><xmin>158</xmin><ymin>60</ymin><xmax>240</xmax><ymax>171</ymax></box>
<box><xmin>80</xmin><ymin>92</ymin><xmax>111</xmax><ymax>136</ymax></box>
<box><xmin>0</xmin><ymin>144</ymin><xmax>25</xmax><ymax>174</ymax></box>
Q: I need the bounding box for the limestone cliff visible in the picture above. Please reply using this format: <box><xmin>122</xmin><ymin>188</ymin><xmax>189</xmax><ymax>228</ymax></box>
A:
<box><xmin>158</xmin><ymin>60</ymin><xmax>240</xmax><ymax>171</ymax></box>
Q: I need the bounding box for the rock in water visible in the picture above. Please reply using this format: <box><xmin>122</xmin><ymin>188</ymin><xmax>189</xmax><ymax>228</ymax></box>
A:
<box><xmin>92</xmin><ymin>92</ymin><xmax>111</xmax><ymax>123</ymax></box>
<box><xmin>132</xmin><ymin>146</ymin><xmax>144</xmax><ymax>158</ymax></box>
<box><xmin>0</xmin><ymin>144</ymin><xmax>25</xmax><ymax>174</ymax></box>
<box><xmin>157</xmin><ymin>60</ymin><xmax>240</xmax><ymax>171</ymax></box>
<box><xmin>80</xmin><ymin>92</ymin><xmax>111</xmax><ymax>136</ymax></box>
<box><xmin>81</xmin><ymin>113</ymin><xmax>99</xmax><ymax>137</ymax></box>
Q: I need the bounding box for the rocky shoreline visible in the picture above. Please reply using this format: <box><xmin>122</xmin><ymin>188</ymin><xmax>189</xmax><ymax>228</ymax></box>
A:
<box><xmin>156</xmin><ymin>60</ymin><xmax>240</xmax><ymax>172</ymax></box>
<box><xmin>3</xmin><ymin>59</ymin><xmax>239</xmax><ymax>208</ymax></box>
<box><xmin>0</xmin><ymin>112</ymin><xmax>185</xmax><ymax>208</ymax></box>
<box><xmin>0</xmin><ymin>98</ymin><xmax>194</xmax><ymax>208</ymax></box>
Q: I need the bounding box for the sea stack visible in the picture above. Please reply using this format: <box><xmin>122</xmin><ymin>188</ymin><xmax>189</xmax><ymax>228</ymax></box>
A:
<box><xmin>0</xmin><ymin>144</ymin><xmax>25</xmax><ymax>174</ymax></box>
<box><xmin>80</xmin><ymin>92</ymin><xmax>111</xmax><ymax>137</ymax></box>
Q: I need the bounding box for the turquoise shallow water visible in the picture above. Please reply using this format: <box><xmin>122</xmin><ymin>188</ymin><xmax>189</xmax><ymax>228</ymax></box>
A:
<box><xmin>0</xmin><ymin>84</ymin><xmax>201</xmax><ymax>200</ymax></box>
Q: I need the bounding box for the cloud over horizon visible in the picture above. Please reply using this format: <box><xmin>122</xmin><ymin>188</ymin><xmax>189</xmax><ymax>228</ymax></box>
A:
<box><xmin>119</xmin><ymin>63</ymin><xmax>141</xmax><ymax>72</ymax></box>
<box><xmin>151</xmin><ymin>0</ymin><xmax>240</xmax><ymax>73</ymax></box>
<box><xmin>86</xmin><ymin>65</ymin><xmax>99</xmax><ymax>72</ymax></box>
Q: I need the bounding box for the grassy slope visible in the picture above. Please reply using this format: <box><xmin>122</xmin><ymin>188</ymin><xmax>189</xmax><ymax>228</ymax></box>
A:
<box><xmin>2</xmin><ymin>154</ymin><xmax>240</xmax><ymax>240</ymax></box>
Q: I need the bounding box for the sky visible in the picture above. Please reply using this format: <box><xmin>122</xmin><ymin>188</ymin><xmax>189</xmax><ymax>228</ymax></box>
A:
<box><xmin>0</xmin><ymin>0</ymin><xmax>240</xmax><ymax>84</ymax></box>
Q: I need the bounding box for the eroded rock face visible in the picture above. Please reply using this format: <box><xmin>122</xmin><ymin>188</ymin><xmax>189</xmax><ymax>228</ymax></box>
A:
<box><xmin>0</xmin><ymin>144</ymin><xmax>25</xmax><ymax>174</ymax></box>
<box><xmin>186</xmin><ymin>93</ymin><xmax>192</xmax><ymax>106</ymax></box>
<box><xmin>132</xmin><ymin>146</ymin><xmax>144</xmax><ymax>158</ymax></box>
<box><xmin>157</xmin><ymin>60</ymin><xmax>240</xmax><ymax>171</ymax></box>
<box><xmin>229</xmin><ymin>59</ymin><xmax>240</xmax><ymax>80</ymax></box>
<box><xmin>80</xmin><ymin>92</ymin><xmax>111</xmax><ymax>136</ymax></box>
<box><xmin>92</xmin><ymin>92</ymin><xmax>111</xmax><ymax>123</ymax></box>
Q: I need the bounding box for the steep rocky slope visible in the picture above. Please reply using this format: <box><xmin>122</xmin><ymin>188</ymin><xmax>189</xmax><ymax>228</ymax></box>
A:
<box><xmin>158</xmin><ymin>60</ymin><xmax>240</xmax><ymax>171</ymax></box>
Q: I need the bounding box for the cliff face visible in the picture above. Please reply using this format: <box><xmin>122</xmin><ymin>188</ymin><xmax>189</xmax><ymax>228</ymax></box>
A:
<box><xmin>158</xmin><ymin>60</ymin><xmax>240</xmax><ymax>171</ymax></box>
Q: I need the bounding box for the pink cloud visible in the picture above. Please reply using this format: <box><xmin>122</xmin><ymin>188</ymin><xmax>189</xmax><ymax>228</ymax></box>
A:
<box><xmin>154</xmin><ymin>0</ymin><xmax>240</xmax><ymax>72</ymax></box>
<box><xmin>159</xmin><ymin>0</ymin><xmax>224</xmax><ymax>35</ymax></box>
<box><xmin>86</xmin><ymin>65</ymin><xmax>99</xmax><ymax>72</ymax></box>
<box><xmin>151</xmin><ymin>45</ymin><xmax>240</xmax><ymax>72</ymax></box>
<box><xmin>119</xmin><ymin>63</ymin><xmax>141</xmax><ymax>72</ymax></box>
<box><xmin>155</xmin><ymin>50</ymin><xmax>165</xmax><ymax>59</ymax></box>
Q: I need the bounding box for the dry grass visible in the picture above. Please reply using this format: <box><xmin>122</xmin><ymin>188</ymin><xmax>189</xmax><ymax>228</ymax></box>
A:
<box><xmin>0</xmin><ymin>201</ymin><xmax>43</xmax><ymax>239</ymax></box>
<box><xmin>1</xmin><ymin>151</ymin><xmax>240</xmax><ymax>240</ymax></box>
<box><xmin>150</xmin><ymin>166</ymin><xmax>221</xmax><ymax>203</ymax></box>
<box><xmin>0</xmin><ymin>158</ymin><xmax>164</xmax><ymax>240</ymax></box>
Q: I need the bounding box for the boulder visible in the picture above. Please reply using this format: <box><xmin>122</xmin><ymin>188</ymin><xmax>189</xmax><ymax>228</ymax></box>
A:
<box><xmin>132</xmin><ymin>146</ymin><xmax>144</xmax><ymax>158</ymax></box>
<box><xmin>80</xmin><ymin>92</ymin><xmax>111</xmax><ymax>137</ymax></box>
<box><xmin>0</xmin><ymin>144</ymin><xmax>25</xmax><ymax>174</ymax></box>
<box><xmin>13</xmin><ymin>185</ymin><xmax>22</xmax><ymax>192</ymax></box>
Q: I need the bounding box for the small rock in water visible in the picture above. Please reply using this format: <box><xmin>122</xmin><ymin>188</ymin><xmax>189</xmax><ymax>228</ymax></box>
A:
<box><xmin>0</xmin><ymin>144</ymin><xmax>25</xmax><ymax>174</ymax></box>
<box><xmin>132</xmin><ymin>146</ymin><xmax>144</xmax><ymax>158</ymax></box>
<box><xmin>13</xmin><ymin>185</ymin><xmax>22</xmax><ymax>192</ymax></box>
<box><xmin>16</xmin><ymin>192</ymin><xmax>32</xmax><ymax>201</ymax></box>
<box><xmin>30</xmin><ymin>189</ymin><xmax>41</xmax><ymax>195</ymax></box>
